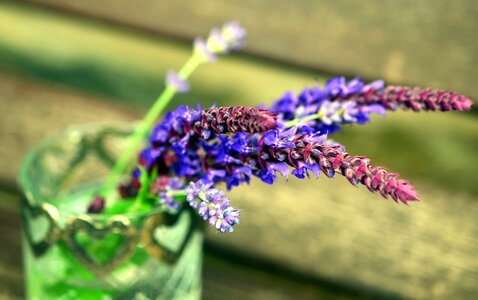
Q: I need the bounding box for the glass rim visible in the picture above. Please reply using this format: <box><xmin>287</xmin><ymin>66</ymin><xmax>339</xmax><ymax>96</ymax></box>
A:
<box><xmin>16</xmin><ymin>121</ymin><xmax>169</xmax><ymax>219</ymax></box>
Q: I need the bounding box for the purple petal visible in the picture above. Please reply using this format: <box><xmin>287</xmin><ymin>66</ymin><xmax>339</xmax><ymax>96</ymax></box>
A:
<box><xmin>269</xmin><ymin>162</ymin><xmax>289</xmax><ymax>178</ymax></box>
<box><xmin>362</xmin><ymin>104</ymin><xmax>387</xmax><ymax>116</ymax></box>
<box><xmin>344</xmin><ymin>77</ymin><xmax>365</xmax><ymax>95</ymax></box>
<box><xmin>194</xmin><ymin>37</ymin><xmax>217</xmax><ymax>62</ymax></box>
<box><xmin>279</xmin><ymin>126</ymin><xmax>298</xmax><ymax>139</ymax></box>
<box><xmin>263</xmin><ymin>130</ymin><xmax>279</xmax><ymax>146</ymax></box>
<box><xmin>366</xmin><ymin>80</ymin><xmax>385</xmax><ymax>91</ymax></box>
<box><xmin>151</xmin><ymin>126</ymin><xmax>169</xmax><ymax>144</ymax></box>
<box><xmin>165</xmin><ymin>70</ymin><xmax>190</xmax><ymax>93</ymax></box>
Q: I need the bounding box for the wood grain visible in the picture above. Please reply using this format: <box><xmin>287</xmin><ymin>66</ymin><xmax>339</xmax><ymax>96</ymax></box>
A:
<box><xmin>15</xmin><ymin>0</ymin><xmax>478</xmax><ymax>100</ymax></box>
<box><xmin>0</xmin><ymin>190</ymin><xmax>23</xmax><ymax>300</ymax></box>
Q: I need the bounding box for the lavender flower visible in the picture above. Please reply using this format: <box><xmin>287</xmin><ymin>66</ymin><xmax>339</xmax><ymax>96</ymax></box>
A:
<box><xmin>121</xmin><ymin>79</ymin><xmax>473</xmax><ymax>224</ymax></box>
<box><xmin>198</xmin><ymin>106</ymin><xmax>277</xmax><ymax>136</ymax></box>
<box><xmin>158</xmin><ymin>192</ymin><xmax>179</xmax><ymax>210</ymax></box>
<box><xmin>152</xmin><ymin>176</ymin><xmax>185</xmax><ymax>210</ymax></box>
<box><xmin>220</xmin><ymin>21</ymin><xmax>247</xmax><ymax>50</ymax></box>
<box><xmin>270</xmin><ymin>78</ymin><xmax>386</xmax><ymax>134</ymax></box>
<box><xmin>109</xmin><ymin>20</ymin><xmax>474</xmax><ymax>233</ymax></box>
<box><xmin>186</xmin><ymin>180</ymin><xmax>240</xmax><ymax>233</ymax></box>
<box><xmin>125</xmin><ymin>104</ymin><xmax>420</xmax><ymax>204</ymax></box>
<box><xmin>194</xmin><ymin>22</ymin><xmax>246</xmax><ymax>62</ymax></box>
<box><xmin>270</xmin><ymin>77</ymin><xmax>473</xmax><ymax>135</ymax></box>
<box><xmin>260</xmin><ymin>130</ymin><xmax>419</xmax><ymax>204</ymax></box>
<box><xmin>339</xmin><ymin>85</ymin><xmax>474</xmax><ymax>112</ymax></box>
<box><xmin>165</xmin><ymin>70</ymin><xmax>189</xmax><ymax>93</ymax></box>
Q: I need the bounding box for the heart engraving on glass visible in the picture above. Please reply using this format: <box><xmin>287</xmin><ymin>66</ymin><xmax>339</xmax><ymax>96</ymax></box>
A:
<box><xmin>21</xmin><ymin>199</ymin><xmax>61</xmax><ymax>257</ymax></box>
<box><xmin>64</xmin><ymin>215</ymin><xmax>138</xmax><ymax>276</ymax></box>
<box><xmin>140</xmin><ymin>209</ymin><xmax>195</xmax><ymax>265</ymax></box>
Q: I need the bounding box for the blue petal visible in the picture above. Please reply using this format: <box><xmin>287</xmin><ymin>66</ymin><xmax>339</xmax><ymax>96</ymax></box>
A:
<box><xmin>263</xmin><ymin>130</ymin><xmax>279</xmax><ymax>146</ymax></box>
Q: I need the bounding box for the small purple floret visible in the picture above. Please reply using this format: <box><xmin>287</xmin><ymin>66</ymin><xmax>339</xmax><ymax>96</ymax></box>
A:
<box><xmin>165</xmin><ymin>70</ymin><xmax>190</xmax><ymax>93</ymax></box>
<box><xmin>269</xmin><ymin>77</ymin><xmax>388</xmax><ymax>134</ymax></box>
<box><xmin>158</xmin><ymin>192</ymin><xmax>179</xmax><ymax>210</ymax></box>
<box><xmin>194</xmin><ymin>22</ymin><xmax>246</xmax><ymax>62</ymax></box>
<box><xmin>185</xmin><ymin>180</ymin><xmax>240</xmax><ymax>233</ymax></box>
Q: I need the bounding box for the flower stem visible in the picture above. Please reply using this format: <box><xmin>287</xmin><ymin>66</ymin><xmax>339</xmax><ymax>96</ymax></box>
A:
<box><xmin>169</xmin><ymin>190</ymin><xmax>187</xmax><ymax>197</ymax></box>
<box><xmin>284</xmin><ymin>113</ymin><xmax>320</xmax><ymax>128</ymax></box>
<box><xmin>100</xmin><ymin>53</ymin><xmax>203</xmax><ymax>199</ymax></box>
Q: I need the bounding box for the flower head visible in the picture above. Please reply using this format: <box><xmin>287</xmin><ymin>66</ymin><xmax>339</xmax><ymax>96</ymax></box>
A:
<box><xmin>262</xmin><ymin>134</ymin><xmax>420</xmax><ymax>204</ymax></box>
<box><xmin>343</xmin><ymin>85</ymin><xmax>474</xmax><ymax>112</ymax></box>
<box><xmin>196</xmin><ymin>106</ymin><xmax>277</xmax><ymax>138</ymax></box>
<box><xmin>270</xmin><ymin>78</ymin><xmax>388</xmax><ymax>134</ymax></box>
<box><xmin>221</xmin><ymin>21</ymin><xmax>247</xmax><ymax>50</ymax></box>
<box><xmin>186</xmin><ymin>180</ymin><xmax>240</xmax><ymax>233</ymax></box>
<box><xmin>165</xmin><ymin>70</ymin><xmax>189</xmax><ymax>93</ymax></box>
<box><xmin>269</xmin><ymin>77</ymin><xmax>473</xmax><ymax>136</ymax></box>
<box><xmin>158</xmin><ymin>192</ymin><xmax>179</xmax><ymax>210</ymax></box>
<box><xmin>151</xmin><ymin>177</ymin><xmax>185</xmax><ymax>210</ymax></box>
<box><xmin>194</xmin><ymin>22</ymin><xmax>247</xmax><ymax>62</ymax></box>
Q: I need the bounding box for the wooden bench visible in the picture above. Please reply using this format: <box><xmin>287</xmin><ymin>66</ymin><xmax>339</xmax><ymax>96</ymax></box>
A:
<box><xmin>0</xmin><ymin>2</ymin><xmax>477</xmax><ymax>299</ymax></box>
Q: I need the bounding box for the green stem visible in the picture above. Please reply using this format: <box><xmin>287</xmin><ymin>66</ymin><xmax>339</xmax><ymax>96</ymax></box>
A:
<box><xmin>169</xmin><ymin>190</ymin><xmax>187</xmax><ymax>197</ymax></box>
<box><xmin>100</xmin><ymin>53</ymin><xmax>203</xmax><ymax>198</ymax></box>
<box><xmin>284</xmin><ymin>113</ymin><xmax>321</xmax><ymax>128</ymax></box>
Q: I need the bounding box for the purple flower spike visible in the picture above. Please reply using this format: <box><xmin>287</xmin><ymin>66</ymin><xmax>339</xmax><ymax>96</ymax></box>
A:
<box><xmin>194</xmin><ymin>38</ymin><xmax>218</xmax><ymax>62</ymax></box>
<box><xmin>197</xmin><ymin>106</ymin><xmax>277</xmax><ymax>138</ymax></box>
<box><xmin>158</xmin><ymin>191</ymin><xmax>179</xmax><ymax>210</ymax></box>
<box><xmin>269</xmin><ymin>76</ymin><xmax>473</xmax><ymax>137</ymax></box>
<box><xmin>186</xmin><ymin>180</ymin><xmax>240</xmax><ymax>233</ymax></box>
<box><xmin>194</xmin><ymin>22</ymin><xmax>247</xmax><ymax>62</ymax></box>
<box><xmin>337</xmin><ymin>84</ymin><xmax>474</xmax><ymax>112</ymax></box>
<box><xmin>269</xmin><ymin>77</ymin><xmax>388</xmax><ymax>134</ymax></box>
<box><xmin>166</xmin><ymin>70</ymin><xmax>190</xmax><ymax>93</ymax></box>
<box><xmin>264</xmin><ymin>134</ymin><xmax>420</xmax><ymax>204</ymax></box>
<box><xmin>221</xmin><ymin>21</ymin><xmax>247</xmax><ymax>51</ymax></box>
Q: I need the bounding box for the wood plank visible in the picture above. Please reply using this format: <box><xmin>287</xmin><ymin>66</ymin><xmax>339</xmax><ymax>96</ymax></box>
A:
<box><xmin>0</xmin><ymin>1</ymin><xmax>317</xmax><ymax>108</ymax></box>
<box><xmin>1</xmin><ymin>72</ymin><xmax>477</xmax><ymax>299</ymax></box>
<box><xmin>0</xmin><ymin>189</ymin><xmax>23</xmax><ymax>300</ymax></box>
<box><xmin>14</xmin><ymin>0</ymin><xmax>478</xmax><ymax>100</ymax></box>
<box><xmin>0</xmin><ymin>3</ymin><xmax>477</xmax><ymax>298</ymax></box>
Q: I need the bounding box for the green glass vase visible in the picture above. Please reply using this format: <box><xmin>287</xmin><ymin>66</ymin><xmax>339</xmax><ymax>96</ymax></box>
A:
<box><xmin>19</xmin><ymin>123</ymin><xmax>204</xmax><ymax>300</ymax></box>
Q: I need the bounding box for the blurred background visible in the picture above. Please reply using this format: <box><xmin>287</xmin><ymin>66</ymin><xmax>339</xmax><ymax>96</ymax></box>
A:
<box><xmin>0</xmin><ymin>0</ymin><xmax>477</xmax><ymax>299</ymax></box>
